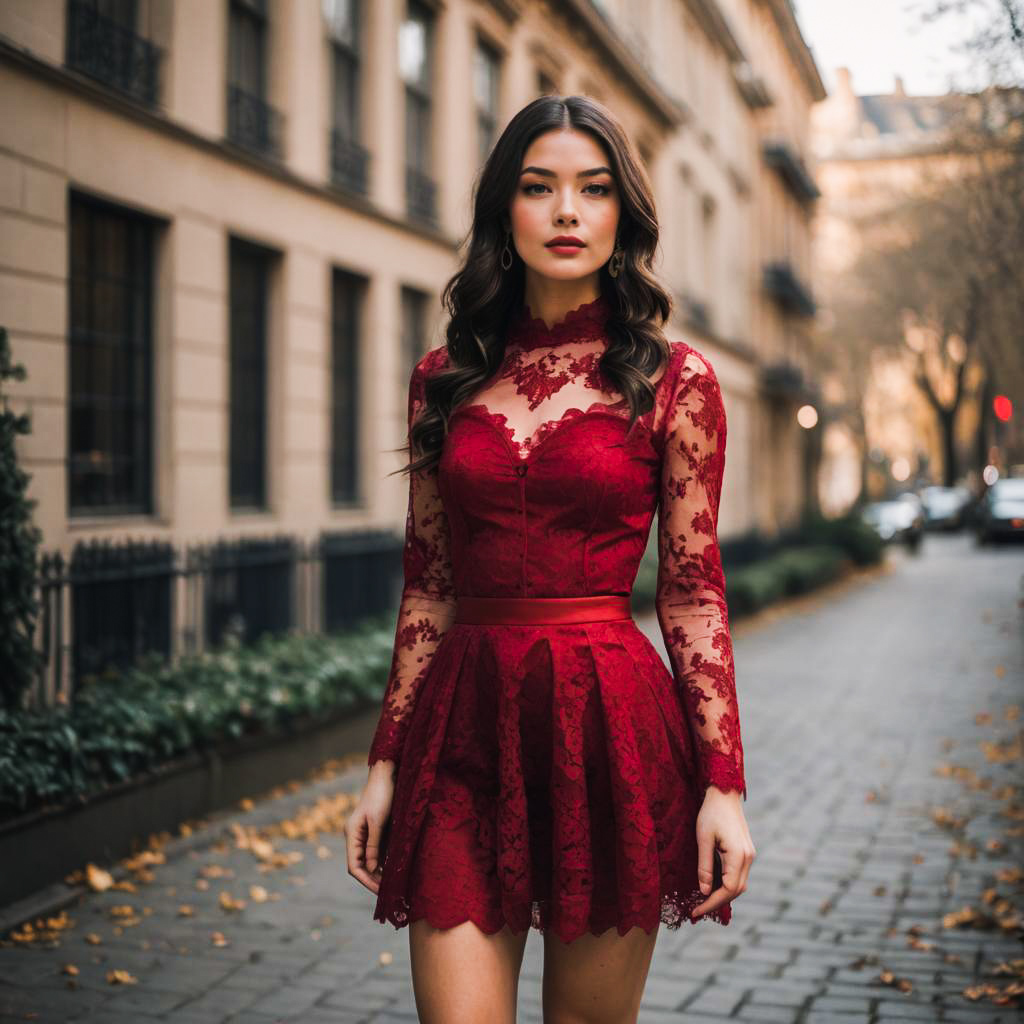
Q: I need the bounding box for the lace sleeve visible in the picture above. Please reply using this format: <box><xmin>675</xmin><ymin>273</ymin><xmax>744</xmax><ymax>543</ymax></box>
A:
<box><xmin>655</xmin><ymin>346</ymin><xmax>747</xmax><ymax>801</ymax></box>
<box><xmin>367</xmin><ymin>350</ymin><xmax>457</xmax><ymax>769</ymax></box>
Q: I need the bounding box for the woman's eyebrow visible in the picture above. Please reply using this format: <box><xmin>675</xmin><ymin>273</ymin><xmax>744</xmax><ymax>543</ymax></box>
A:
<box><xmin>519</xmin><ymin>166</ymin><xmax>613</xmax><ymax>178</ymax></box>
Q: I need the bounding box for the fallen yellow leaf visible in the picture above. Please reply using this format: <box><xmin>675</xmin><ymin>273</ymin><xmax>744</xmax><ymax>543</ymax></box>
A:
<box><xmin>85</xmin><ymin>864</ymin><xmax>114</xmax><ymax>892</ymax></box>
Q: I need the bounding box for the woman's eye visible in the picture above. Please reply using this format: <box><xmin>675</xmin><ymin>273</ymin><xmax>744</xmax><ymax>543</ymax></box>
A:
<box><xmin>522</xmin><ymin>183</ymin><xmax>613</xmax><ymax>195</ymax></box>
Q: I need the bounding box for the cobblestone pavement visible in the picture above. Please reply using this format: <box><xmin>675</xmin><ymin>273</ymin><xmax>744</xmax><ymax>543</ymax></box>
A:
<box><xmin>2</xmin><ymin>532</ymin><xmax>1022</xmax><ymax>1023</ymax></box>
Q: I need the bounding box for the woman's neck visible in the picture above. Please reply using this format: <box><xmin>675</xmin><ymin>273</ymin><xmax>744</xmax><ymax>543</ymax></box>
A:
<box><xmin>521</xmin><ymin>286</ymin><xmax>603</xmax><ymax>331</ymax></box>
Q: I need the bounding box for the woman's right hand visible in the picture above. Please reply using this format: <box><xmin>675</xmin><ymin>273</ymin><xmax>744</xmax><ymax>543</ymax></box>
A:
<box><xmin>345</xmin><ymin>763</ymin><xmax>396</xmax><ymax>895</ymax></box>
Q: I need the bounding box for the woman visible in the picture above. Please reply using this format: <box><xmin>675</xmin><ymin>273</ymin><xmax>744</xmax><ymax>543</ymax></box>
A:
<box><xmin>346</xmin><ymin>94</ymin><xmax>755</xmax><ymax>1023</ymax></box>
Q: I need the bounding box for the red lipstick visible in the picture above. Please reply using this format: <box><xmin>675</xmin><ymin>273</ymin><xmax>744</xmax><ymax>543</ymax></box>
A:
<box><xmin>546</xmin><ymin>235</ymin><xmax>586</xmax><ymax>255</ymax></box>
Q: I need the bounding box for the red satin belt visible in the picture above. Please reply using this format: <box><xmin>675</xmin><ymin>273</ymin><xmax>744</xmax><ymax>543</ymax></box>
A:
<box><xmin>454</xmin><ymin>594</ymin><xmax>633</xmax><ymax>625</ymax></box>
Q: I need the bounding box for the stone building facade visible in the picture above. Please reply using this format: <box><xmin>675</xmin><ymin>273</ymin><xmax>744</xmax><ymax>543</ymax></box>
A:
<box><xmin>0</xmin><ymin>0</ymin><xmax>823</xmax><ymax>599</ymax></box>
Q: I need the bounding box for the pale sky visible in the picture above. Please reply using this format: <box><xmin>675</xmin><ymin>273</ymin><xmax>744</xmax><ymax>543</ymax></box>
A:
<box><xmin>793</xmin><ymin>0</ymin><xmax>993</xmax><ymax>98</ymax></box>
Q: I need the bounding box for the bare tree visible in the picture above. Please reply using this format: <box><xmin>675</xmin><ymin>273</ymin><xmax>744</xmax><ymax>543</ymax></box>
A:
<box><xmin>813</xmin><ymin>3</ymin><xmax>1023</xmax><ymax>494</ymax></box>
<box><xmin>913</xmin><ymin>0</ymin><xmax>1024</xmax><ymax>463</ymax></box>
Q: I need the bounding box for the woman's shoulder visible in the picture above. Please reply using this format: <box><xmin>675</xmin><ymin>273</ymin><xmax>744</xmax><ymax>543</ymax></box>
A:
<box><xmin>658</xmin><ymin>340</ymin><xmax>728</xmax><ymax>440</ymax></box>
<box><xmin>654</xmin><ymin>339</ymin><xmax>724</xmax><ymax>404</ymax></box>
<box><xmin>411</xmin><ymin>344</ymin><xmax>451</xmax><ymax>384</ymax></box>
<box><xmin>666</xmin><ymin>338</ymin><xmax>721</xmax><ymax>383</ymax></box>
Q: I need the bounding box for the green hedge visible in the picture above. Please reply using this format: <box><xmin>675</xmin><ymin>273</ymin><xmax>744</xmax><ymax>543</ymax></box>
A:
<box><xmin>726</xmin><ymin>545</ymin><xmax>848</xmax><ymax>616</ymax></box>
<box><xmin>0</xmin><ymin>618</ymin><xmax>395</xmax><ymax>819</ymax></box>
<box><xmin>796</xmin><ymin>510</ymin><xmax>885</xmax><ymax>566</ymax></box>
<box><xmin>633</xmin><ymin>511</ymin><xmax>881</xmax><ymax>615</ymax></box>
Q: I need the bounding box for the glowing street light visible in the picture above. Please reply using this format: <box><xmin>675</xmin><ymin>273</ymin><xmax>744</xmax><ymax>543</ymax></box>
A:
<box><xmin>797</xmin><ymin>404</ymin><xmax>818</xmax><ymax>429</ymax></box>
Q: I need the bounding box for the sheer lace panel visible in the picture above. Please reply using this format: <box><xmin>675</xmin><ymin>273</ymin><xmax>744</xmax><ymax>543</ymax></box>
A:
<box><xmin>367</xmin><ymin>348</ymin><xmax>457</xmax><ymax>768</ymax></box>
<box><xmin>453</xmin><ymin>298</ymin><xmax>626</xmax><ymax>459</ymax></box>
<box><xmin>655</xmin><ymin>350</ymin><xmax>747</xmax><ymax>801</ymax></box>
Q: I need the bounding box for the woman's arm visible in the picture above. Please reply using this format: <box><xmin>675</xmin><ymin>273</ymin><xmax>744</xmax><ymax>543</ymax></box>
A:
<box><xmin>655</xmin><ymin>346</ymin><xmax>746</xmax><ymax>802</ymax></box>
<box><xmin>366</xmin><ymin>349</ymin><xmax>457</xmax><ymax>774</ymax></box>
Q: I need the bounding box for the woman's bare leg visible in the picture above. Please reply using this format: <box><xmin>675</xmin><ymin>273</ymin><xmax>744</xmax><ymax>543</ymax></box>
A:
<box><xmin>409</xmin><ymin>918</ymin><xmax>530</xmax><ymax>1024</ymax></box>
<box><xmin>541</xmin><ymin>923</ymin><xmax>660</xmax><ymax>1024</ymax></box>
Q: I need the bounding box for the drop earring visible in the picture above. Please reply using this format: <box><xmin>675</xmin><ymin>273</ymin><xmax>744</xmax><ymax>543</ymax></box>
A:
<box><xmin>501</xmin><ymin>230</ymin><xmax>514</xmax><ymax>271</ymax></box>
<box><xmin>608</xmin><ymin>241</ymin><xmax>625</xmax><ymax>279</ymax></box>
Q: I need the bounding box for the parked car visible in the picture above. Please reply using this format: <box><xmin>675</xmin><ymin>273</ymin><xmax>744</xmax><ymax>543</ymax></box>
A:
<box><xmin>861</xmin><ymin>498</ymin><xmax>925</xmax><ymax>551</ymax></box>
<box><xmin>975</xmin><ymin>477</ymin><xmax>1024</xmax><ymax>544</ymax></box>
<box><xmin>920</xmin><ymin>485</ymin><xmax>972</xmax><ymax>531</ymax></box>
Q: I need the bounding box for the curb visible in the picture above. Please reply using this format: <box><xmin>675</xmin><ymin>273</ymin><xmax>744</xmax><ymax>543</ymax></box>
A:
<box><xmin>0</xmin><ymin>755</ymin><xmax>372</xmax><ymax>941</ymax></box>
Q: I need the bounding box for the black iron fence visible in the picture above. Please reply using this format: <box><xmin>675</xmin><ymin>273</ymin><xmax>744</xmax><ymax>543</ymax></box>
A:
<box><xmin>32</xmin><ymin>529</ymin><xmax>402</xmax><ymax>709</ymax></box>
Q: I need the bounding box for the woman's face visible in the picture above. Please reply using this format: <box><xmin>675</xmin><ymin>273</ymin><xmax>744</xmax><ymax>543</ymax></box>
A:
<box><xmin>507</xmin><ymin>129</ymin><xmax>621</xmax><ymax>286</ymax></box>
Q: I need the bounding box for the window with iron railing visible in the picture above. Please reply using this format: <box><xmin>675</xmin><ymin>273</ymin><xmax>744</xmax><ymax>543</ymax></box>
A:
<box><xmin>325</xmin><ymin>0</ymin><xmax>370</xmax><ymax>194</ymax></box>
<box><xmin>65</xmin><ymin>0</ymin><xmax>162</xmax><ymax>107</ymax></box>
<box><xmin>68</xmin><ymin>191</ymin><xmax>156</xmax><ymax>516</ymax></box>
<box><xmin>399</xmin><ymin>1</ymin><xmax>436</xmax><ymax>225</ymax></box>
<box><xmin>227</xmin><ymin>0</ymin><xmax>283</xmax><ymax>158</ymax></box>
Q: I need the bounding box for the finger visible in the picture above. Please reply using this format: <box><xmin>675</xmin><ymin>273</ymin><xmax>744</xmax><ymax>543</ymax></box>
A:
<box><xmin>344</xmin><ymin>811</ymin><xmax>360</xmax><ymax>867</ymax></box>
<box><xmin>344</xmin><ymin>812</ymin><xmax>383</xmax><ymax>895</ymax></box>
<box><xmin>737</xmin><ymin>845</ymin><xmax>755</xmax><ymax>894</ymax></box>
<box><xmin>692</xmin><ymin>877</ymin><xmax>735</xmax><ymax>919</ymax></box>
<box><xmin>695</xmin><ymin>827</ymin><xmax>715</xmax><ymax>897</ymax></box>
<box><xmin>365</xmin><ymin>819</ymin><xmax>382</xmax><ymax>874</ymax></box>
<box><xmin>349</xmin><ymin>865</ymin><xmax>381</xmax><ymax>895</ymax></box>
<box><xmin>345</xmin><ymin>810</ymin><xmax>369</xmax><ymax>876</ymax></box>
<box><xmin>692</xmin><ymin>848</ymin><xmax>743</xmax><ymax>919</ymax></box>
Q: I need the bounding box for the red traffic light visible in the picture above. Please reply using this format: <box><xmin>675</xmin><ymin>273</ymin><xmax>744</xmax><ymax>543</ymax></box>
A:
<box><xmin>993</xmin><ymin>395</ymin><xmax>1013</xmax><ymax>422</ymax></box>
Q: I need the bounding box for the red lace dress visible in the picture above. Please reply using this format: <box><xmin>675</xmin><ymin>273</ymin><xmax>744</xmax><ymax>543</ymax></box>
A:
<box><xmin>366</xmin><ymin>294</ymin><xmax>746</xmax><ymax>941</ymax></box>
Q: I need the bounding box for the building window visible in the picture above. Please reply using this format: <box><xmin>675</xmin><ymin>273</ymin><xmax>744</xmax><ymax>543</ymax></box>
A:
<box><xmin>325</xmin><ymin>0</ymin><xmax>370</xmax><ymax>194</ymax></box>
<box><xmin>399</xmin><ymin>1</ymin><xmax>436</xmax><ymax>225</ymax></box>
<box><xmin>68</xmin><ymin>191</ymin><xmax>155</xmax><ymax>515</ymax></box>
<box><xmin>65</xmin><ymin>0</ymin><xmax>162</xmax><ymax>107</ymax></box>
<box><xmin>474</xmin><ymin>39</ymin><xmax>500</xmax><ymax>166</ymax></box>
<box><xmin>227</xmin><ymin>0</ymin><xmax>283</xmax><ymax>158</ymax></box>
<box><xmin>400</xmin><ymin>286</ymin><xmax>429</xmax><ymax>393</ymax></box>
<box><xmin>331</xmin><ymin>270</ymin><xmax>364</xmax><ymax>505</ymax></box>
<box><xmin>228</xmin><ymin>237</ymin><xmax>273</xmax><ymax>510</ymax></box>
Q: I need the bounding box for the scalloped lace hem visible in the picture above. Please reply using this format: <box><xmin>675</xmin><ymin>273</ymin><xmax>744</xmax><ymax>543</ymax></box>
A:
<box><xmin>373</xmin><ymin>889</ymin><xmax>731</xmax><ymax>942</ymax></box>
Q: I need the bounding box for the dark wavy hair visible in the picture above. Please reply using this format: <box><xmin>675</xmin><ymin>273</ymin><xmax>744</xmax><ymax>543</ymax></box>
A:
<box><xmin>399</xmin><ymin>94</ymin><xmax>674</xmax><ymax>478</ymax></box>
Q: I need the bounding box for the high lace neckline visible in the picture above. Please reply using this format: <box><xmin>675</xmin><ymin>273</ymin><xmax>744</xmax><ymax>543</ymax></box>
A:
<box><xmin>506</xmin><ymin>294</ymin><xmax>611</xmax><ymax>352</ymax></box>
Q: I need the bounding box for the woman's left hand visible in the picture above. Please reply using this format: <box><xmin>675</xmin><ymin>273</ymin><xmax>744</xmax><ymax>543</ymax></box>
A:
<box><xmin>691</xmin><ymin>785</ymin><xmax>756</xmax><ymax>921</ymax></box>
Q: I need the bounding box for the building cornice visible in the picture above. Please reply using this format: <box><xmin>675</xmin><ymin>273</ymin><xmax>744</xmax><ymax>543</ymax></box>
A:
<box><xmin>552</xmin><ymin>0</ymin><xmax>690</xmax><ymax>128</ymax></box>
<box><xmin>0</xmin><ymin>34</ymin><xmax>459</xmax><ymax>251</ymax></box>
<box><xmin>476</xmin><ymin>0</ymin><xmax>525</xmax><ymax>24</ymax></box>
<box><xmin>682</xmin><ymin>0</ymin><xmax>745</xmax><ymax>62</ymax></box>
<box><xmin>760</xmin><ymin>0</ymin><xmax>827</xmax><ymax>102</ymax></box>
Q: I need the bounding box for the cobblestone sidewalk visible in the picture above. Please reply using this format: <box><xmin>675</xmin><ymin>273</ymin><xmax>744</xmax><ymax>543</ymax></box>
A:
<box><xmin>1</xmin><ymin>533</ymin><xmax>1022</xmax><ymax>1023</ymax></box>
